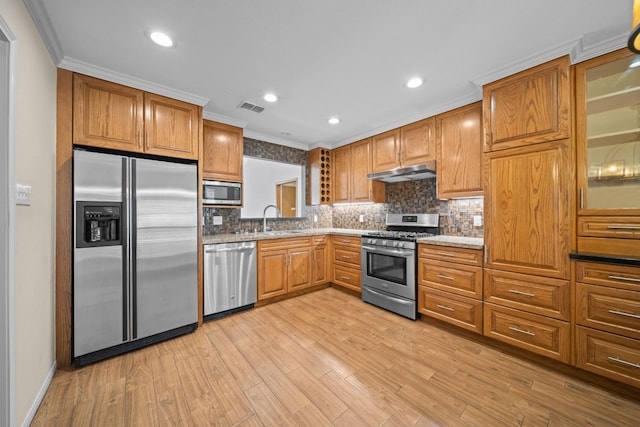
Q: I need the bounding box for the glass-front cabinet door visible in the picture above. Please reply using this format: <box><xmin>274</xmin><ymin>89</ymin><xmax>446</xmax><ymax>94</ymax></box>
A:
<box><xmin>576</xmin><ymin>49</ymin><xmax>640</xmax><ymax>214</ymax></box>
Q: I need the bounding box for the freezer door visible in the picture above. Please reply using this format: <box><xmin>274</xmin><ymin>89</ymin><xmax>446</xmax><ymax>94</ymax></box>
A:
<box><xmin>73</xmin><ymin>149</ymin><xmax>127</xmax><ymax>356</ymax></box>
<box><xmin>73</xmin><ymin>246</ymin><xmax>125</xmax><ymax>356</ymax></box>
<box><xmin>133</xmin><ymin>158</ymin><xmax>198</xmax><ymax>339</ymax></box>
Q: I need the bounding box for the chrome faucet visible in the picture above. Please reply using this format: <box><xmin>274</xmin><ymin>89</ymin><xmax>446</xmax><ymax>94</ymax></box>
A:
<box><xmin>263</xmin><ymin>204</ymin><xmax>280</xmax><ymax>232</ymax></box>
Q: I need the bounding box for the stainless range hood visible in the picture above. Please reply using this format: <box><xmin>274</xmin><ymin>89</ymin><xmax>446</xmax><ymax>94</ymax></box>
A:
<box><xmin>367</xmin><ymin>159</ymin><xmax>436</xmax><ymax>183</ymax></box>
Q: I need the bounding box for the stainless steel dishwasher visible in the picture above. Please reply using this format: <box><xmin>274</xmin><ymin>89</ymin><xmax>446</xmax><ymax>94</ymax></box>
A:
<box><xmin>204</xmin><ymin>241</ymin><xmax>257</xmax><ymax>318</ymax></box>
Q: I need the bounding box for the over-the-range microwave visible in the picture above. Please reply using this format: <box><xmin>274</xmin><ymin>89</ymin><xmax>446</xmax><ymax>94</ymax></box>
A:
<box><xmin>202</xmin><ymin>180</ymin><xmax>242</xmax><ymax>205</ymax></box>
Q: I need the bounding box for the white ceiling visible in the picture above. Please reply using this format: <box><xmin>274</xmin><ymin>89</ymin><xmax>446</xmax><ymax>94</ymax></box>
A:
<box><xmin>25</xmin><ymin>0</ymin><xmax>632</xmax><ymax>149</ymax></box>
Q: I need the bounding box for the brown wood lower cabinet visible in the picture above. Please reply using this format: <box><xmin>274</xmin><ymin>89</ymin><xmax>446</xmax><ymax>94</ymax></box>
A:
<box><xmin>574</xmin><ymin>260</ymin><xmax>640</xmax><ymax>386</ymax></box>
<box><xmin>331</xmin><ymin>235</ymin><xmax>361</xmax><ymax>293</ymax></box>
<box><xmin>484</xmin><ymin>303</ymin><xmax>571</xmax><ymax>362</ymax></box>
<box><xmin>418</xmin><ymin>244</ymin><xmax>483</xmax><ymax>333</ymax></box>
<box><xmin>257</xmin><ymin>237</ymin><xmax>313</xmax><ymax>301</ymax></box>
<box><xmin>576</xmin><ymin>326</ymin><xmax>640</xmax><ymax>388</ymax></box>
<box><xmin>311</xmin><ymin>235</ymin><xmax>329</xmax><ymax>286</ymax></box>
<box><xmin>418</xmin><ymin>286</ymin><xmax>483</xmax><ymax>333</ymax></box>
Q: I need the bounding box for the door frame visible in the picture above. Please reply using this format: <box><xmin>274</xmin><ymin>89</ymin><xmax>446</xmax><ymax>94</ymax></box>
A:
<box><xmin>0</xmin><ymin>14</ymin><xmax>17</xmax><ymax>427</ymax></box>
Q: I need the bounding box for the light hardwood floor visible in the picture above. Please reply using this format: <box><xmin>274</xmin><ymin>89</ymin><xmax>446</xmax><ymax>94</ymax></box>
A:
<box><xmin>32</xmin><ymin>287</ymin><xmax>640</xmax><ymax>426</ymax></box>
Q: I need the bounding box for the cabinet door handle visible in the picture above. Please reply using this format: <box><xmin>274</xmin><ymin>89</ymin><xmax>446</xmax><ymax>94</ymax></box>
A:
<box><xmin>579</xmin><ymin>188</ymin><xmax>584</xmax><ymax>210</ymax></box>
<box><xmin>436</xmin><ymin>304</ymin><xmax>454</xmax><ymax>312</ymax></box>
<box><xmin>437</xmin><ymin>274</ymin><xmax>454</xmax><ymax>281</ymax></box>
<box><xmin>508</xmin><ymin>289</ymin><xmax>536</xmax><ymax>297</ymax></box>
<box><xmin>509</xmin><ymin>326</ymin><xmax>535</xmax><ymax>336</ymax></box>
<box><xmin>608</xmin><ymin>309</ymin><xmax>640</xmax><ymax>319</ymax></box>
<box><xmin>608</xmin><ymin>275</ymin><xmax>640</xmax><ymax>283</ymax></box>
<box><xmin>607</xmin><ymin>225</ymin><xmax>640</xmax><ymax>230</ymax></box>
<box><xmin>145</xmin><ymin>130</ymin><xmax>149</xmax><ymax>149</ymax></box>
<box><xmin>608</xmin><ymin>357</ymin><xmax>640</xmax><ymax>369</ymax></box>
<box><xmin>484</xmin><ymin>246</ymin><xmax>488</xmax><ymax>264</ymax></box>
<box><xmin>137</xmin><ymin>130</ymin><xmax>142</xmax><ymax>147</ymax></box>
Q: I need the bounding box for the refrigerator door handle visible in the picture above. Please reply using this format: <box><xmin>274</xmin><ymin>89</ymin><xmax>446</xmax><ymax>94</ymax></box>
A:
<box><xmin>121</xmin><ymin>157</ymin><xmax>129</xmax><ymax>342</ymax></box>
<box><xmin>131</xmin><ymin>158</ymin><xmax>138</xmax><ymax>340</ymax></box>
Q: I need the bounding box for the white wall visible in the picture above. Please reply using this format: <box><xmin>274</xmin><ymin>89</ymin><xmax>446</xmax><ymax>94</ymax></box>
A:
<box><xmin>0</xmin><ymin>0</ymin><xmax>56</xmax><ymax>425</ymax></box>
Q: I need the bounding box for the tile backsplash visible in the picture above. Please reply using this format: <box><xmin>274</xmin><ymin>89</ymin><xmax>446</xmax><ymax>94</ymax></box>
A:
<box><xmin>203</xmin><ymin>138</ymin><xmax>484</xmax><ymax>238</ymax></box>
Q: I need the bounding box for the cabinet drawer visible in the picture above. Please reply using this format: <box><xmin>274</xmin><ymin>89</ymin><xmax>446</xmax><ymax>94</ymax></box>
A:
<box><xmin>578</xmin><ymin>217</ymin><xmax>640</xmax><ymax>239</ymax></box>
<box><xmin>311</xmin><ymin>235</ymin><xmax>328</xmax><ymax>245</ymax></box>
<box><xmin>576</xmin><ymin>326</ymin><xmax>640</xmax><ymax>388</ymax></box>
<box><xmin>418</xmin><ymin>259</ymin><xmax>482</xmax><ymax>299</ymax></box>
<box><xmin>577</xmin><ymin>237</ymin><xmax>640</xmax><ymax>259</ymax></box>
<box><xmin>419</xmin><ymin>244</ymin><xmax>483</xmax><ymax>267</ymax></box>
<box><xmin>332</xmin><ymin>265</ymin><xmax>361</xmax><ymax>292</ymax></box>
<box><xmin>258</xmin><ymin>237</ymin><xmax>310</xmax><ymax>251</ymax></box>
<box><xmin>483</xmin><ymin>303</ymin><xmax>570</xmax><ymax>362</ymax></box>
<box><xmin>576</xmin><ymin>261</ymin><xmax>640</xmax><ymax>291</ymax></box>
<box><xmin>418</xmin><ymin>287</ymin><xmax>482</xmax><ymax>334</ymax></box>
<box><xmin>576</xmin><ymin>283</ymin><xmax>640</xmax><ymax>340</ymax></box>
<box><xmin>484</xmin><ymin>269</ymin><xmax>570</xmax><ymax>320</ymax></box>
<box><xmin>333</xmin><ymin>247</ymin><xmax>361</xmax><ymax>268</ymax></box>
<box><xmin>331</xmin><ymin>235</ymin><xmax>361</xmax><ymax>248</ymax></box>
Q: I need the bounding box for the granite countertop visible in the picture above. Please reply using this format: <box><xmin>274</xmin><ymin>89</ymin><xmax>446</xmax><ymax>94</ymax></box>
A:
<box><xmin>203</xmin><ymin>229</ymin><xmax>484</xmax><ymax>249</ymax></box>
<box><xmin>202</xmin><ymin>228</ymin><xmax>374</xmax><ymax>245</ymax></box>
<box><xmin>417</xmin><ymin>235</ymin><xmax>484</xmax><ymax>250</ymax></box>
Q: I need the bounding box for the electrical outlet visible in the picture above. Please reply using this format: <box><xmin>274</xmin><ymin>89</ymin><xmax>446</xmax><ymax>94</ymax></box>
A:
<box><xmin>473</xmin><ymin>215</ymin><xmax>482</xmax><ymax>227</ymax></box>
<box><xmin>213</xmin><ymin>215</ymin><xmax>223</xmax><ymax>225</ymax></box>
<box><xmin>16</xmin><ymin>183</ymin><xmax>31</xmax><ymax>206</ymax></box>
<box><xmin>359</xmin><ymin>214</ymin><xmax>365</xmax><ymax>223</ymax></box>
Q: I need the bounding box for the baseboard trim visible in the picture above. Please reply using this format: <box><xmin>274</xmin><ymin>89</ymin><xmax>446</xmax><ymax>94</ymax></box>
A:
<box><xmin>21</xmin><ymin>361</ymin><xmax>56</xmax><ymax>427</ymax></box>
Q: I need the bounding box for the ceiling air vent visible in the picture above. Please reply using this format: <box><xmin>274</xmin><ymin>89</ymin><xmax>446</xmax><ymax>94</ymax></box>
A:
<box><xmin>238</xmin><ymin>101</ymin><xmax>265</xmax><ymax>113</ymax></box>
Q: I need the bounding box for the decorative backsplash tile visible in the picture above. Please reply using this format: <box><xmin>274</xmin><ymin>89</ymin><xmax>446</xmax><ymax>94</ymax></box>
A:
<box><xmin>204</xmin><ymin>138</ymin><xmax>484</xmax><ymax>238</ymax></box>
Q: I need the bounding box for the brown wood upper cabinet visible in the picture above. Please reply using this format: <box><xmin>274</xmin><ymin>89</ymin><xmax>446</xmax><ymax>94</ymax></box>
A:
<box><xmin>332</xmin><ymin>139</ymin><xmax>385</xmax><ymax>204</ymax></box>
<box><xmin>371</xmin><ymin>118</ymin><xmax>435</xmax><ymax>172</ymax></box>
<box><xmin>73</xmin><ymin>73</ymin><xmax>200</xmax><ymax>160</ymax></box>
<box><xmin>435</xmin><ymin>102</ymin><xmax>483</xmax><ymax>199</ymax></box>
<box><xmin>202</xmin><ymin>120</ymin><xmax>243</xmax><ymax>182</ymax></box>
<box><xmin>483</xmin><ymin>56</ymin><xmax>570</xmax><ymax>152</ymax></box>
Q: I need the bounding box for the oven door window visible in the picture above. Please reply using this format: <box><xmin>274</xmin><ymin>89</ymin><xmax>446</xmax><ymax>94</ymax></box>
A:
<box><xmin>365</xmin><ymin>252</ymin><xmax>407</xmax><ymax>285</ymax></box>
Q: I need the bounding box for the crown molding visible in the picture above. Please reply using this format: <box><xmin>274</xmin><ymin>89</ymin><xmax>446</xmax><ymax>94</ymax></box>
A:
<box><xmin>23</xmin><ymin>0</ymin><xmax>63</xmax><ymax>64</ymax></box>
<box><xmin>58</xmin><ymin>57</ymin><xmax>210</xmax><ymax>106</ymax></box>
<box><xmin>570</xmin><ymin>32</ymin><xmax>628</xmax><ymax>64</ymax></box>
<box><xmin>202</xmin><ymin>111</ymin><xmax>247</xmax><ymax>128</ymax></box>
<box><xmin>243</xmin><ymin>130</ymin><xmax>309</xmax><ymax>151</ymax></box>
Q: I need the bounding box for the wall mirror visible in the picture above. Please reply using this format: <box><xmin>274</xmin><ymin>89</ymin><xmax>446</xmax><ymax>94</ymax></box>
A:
<box><xmin>241</xmin><ymin>156</ymin><xmax>306</xmax><ymax>219</ymax></box>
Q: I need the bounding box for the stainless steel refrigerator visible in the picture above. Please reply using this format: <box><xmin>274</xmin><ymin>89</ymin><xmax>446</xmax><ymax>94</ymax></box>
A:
<box><xmin>73</xmin><ymin>149</ymin><xmax>198</xmax><ymax>365</ymax></box>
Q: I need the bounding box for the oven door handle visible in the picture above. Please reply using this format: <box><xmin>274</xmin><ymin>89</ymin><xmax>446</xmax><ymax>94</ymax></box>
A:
<box><xmin>362</xmin><ymin>245</ymin><xmax>414</xmax><ymax>257</ymax></box>
<box><xmin>364</xmin><ymin>287</ymin><xmax>414</xmax><ymax>305</ymax></box>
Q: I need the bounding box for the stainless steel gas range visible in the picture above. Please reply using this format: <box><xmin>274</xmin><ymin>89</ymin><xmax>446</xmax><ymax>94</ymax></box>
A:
<box><xmin>361</xmin><ymin>213</ymin><xmax>439</xmax><ymax>319</ymax></box>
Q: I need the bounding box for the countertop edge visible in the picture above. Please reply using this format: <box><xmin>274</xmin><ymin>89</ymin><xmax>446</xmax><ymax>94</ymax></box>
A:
<box><xmin>203</xmin><ymin>230</ymin><xmax>484</xmax><ymax>249</ymax></box>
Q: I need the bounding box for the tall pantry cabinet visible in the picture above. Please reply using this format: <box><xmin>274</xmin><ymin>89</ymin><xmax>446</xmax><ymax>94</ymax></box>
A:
<box><xmin>482</xmin><ymin>56</ymin><xmax>573</xmax><ymax>362</ymax></box>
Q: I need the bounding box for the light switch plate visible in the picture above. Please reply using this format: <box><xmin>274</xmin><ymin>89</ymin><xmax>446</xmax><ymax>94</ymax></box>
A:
<box><xmin>16</xmin><ymin>183</ymin><xmax>31</xmax><ymax>206</ymax></box>
<box><xmin>313</xmin><ymin>215</ymin><xmax>318</xmax><ymax>223</ymax></box>
<box><xmin>359</xmin><ymin>214</ymin><xmax>365</xmax><ymax>223</ymax></box>
<box><xmin>213</xmin><ymin>215</ymin><xmax>223</xmax><ymax>225</ymax></box>
<box><xmin>473</xmin><ymin>215</ymin><xmax>482</xmax><ymax>227</ymax></box>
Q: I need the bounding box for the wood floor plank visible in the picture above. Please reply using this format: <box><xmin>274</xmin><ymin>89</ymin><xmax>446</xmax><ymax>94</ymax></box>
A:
<box><xmin>31</xmin><ymin>287</ymin><xmax>640</xmax><ymax>427</ymax></box>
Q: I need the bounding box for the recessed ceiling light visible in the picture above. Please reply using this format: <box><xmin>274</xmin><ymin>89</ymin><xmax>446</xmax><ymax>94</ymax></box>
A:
<box><xmin>150</xmin><ymin>31</ymin><xmax>173</xmax><ymax>47</ymax></box>
<box><xmin>328</xmin><ymin>117</ymin><xmax>340</xmax><ymax>125</ymax></box>
<box><xmin>263</xmin><ymin>93</ymin><xmax>278</xmax><ymax>103</ymax></box>
<box><xmin>406</xmin><ymin>77</ymin><xmax>423</xmax><ymax>88</ymax></box>
<box><xmin>281</xmin><ymin>132</ymin><xmax>291</xmax><ymax>136</ymax></box>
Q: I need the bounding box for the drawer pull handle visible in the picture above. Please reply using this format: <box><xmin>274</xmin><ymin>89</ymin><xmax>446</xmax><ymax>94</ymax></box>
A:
<box><xmin>509</xmin><ymin>326</ymin><xmax>535</xmax><ymax>336</ymax></box>
<box><xmin>342</xmin><ymin>255</ymin><xmax>351</xmax><ymax>259</ymax></box>
<box><xmin>436</xmin><ymin>304</ymin><xmax>455</xmax><ymax>312</ymax></box>
<box><xmin>437</xmin><ymin>274</ymin><xmax>454</xmax><ymax>281</ymax></box>
<box><xmin>508</xmin><ymin>289</ymin><xmax>536</xmax><ymax>297</ymax></box>
<box><xmin>340</xmin><ymin>276</ymin><xmax>350</xmax><ymax>281</ymax></box>
<box><xmin>436</xmin><ymin>252</ymin><xmax>456</xmax><ymax>257</ymax></box>
<box><xmin>608</xmin><ymin>357</ymin><xmax>640</xmax><ymax>369</ymax></box>
<box><xmin>606</xmin><ymin>225</ymin><xmax>640</xmax><ymax>230</ymax></box>
<box><xmin>608</xmin><ymin>309</ymin><xmax>640</xmax><ymax>320</ymax></box>
<box><xmin>608</xmin><ymin>275</ymin><xmax>640</xmax><ymax>283</ymax></box>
